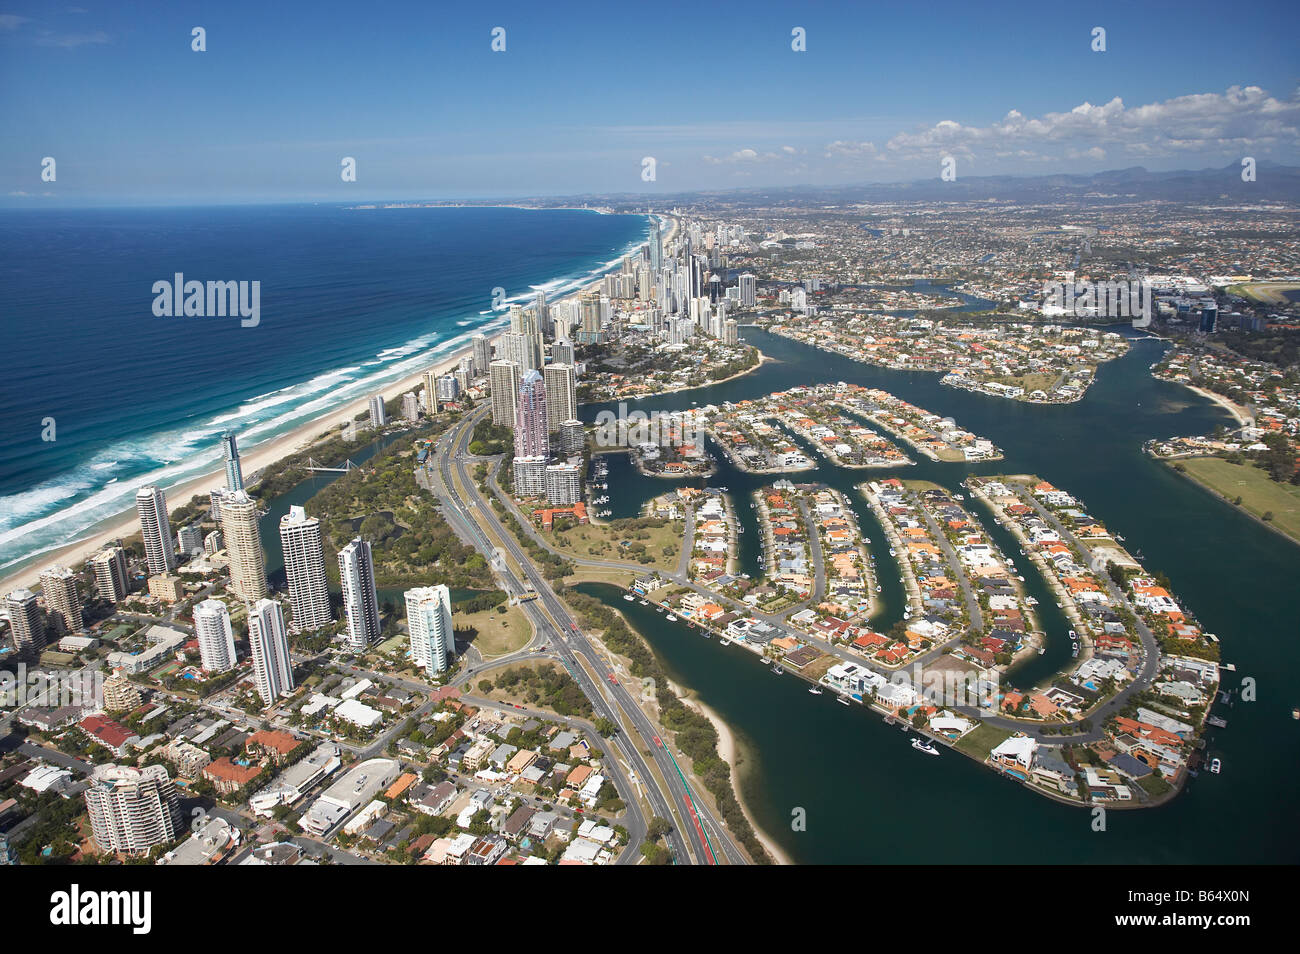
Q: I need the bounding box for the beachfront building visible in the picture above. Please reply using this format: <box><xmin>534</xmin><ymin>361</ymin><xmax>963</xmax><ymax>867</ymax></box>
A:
<box><xmin>248</xmin><ymin>598</ymin><xmax>295</xmax><ymax>706</ymax></box>
<box><xmin>38</xmin><ymin>564</ymin><xmax>82</xmax><ymax>635</ymax></box>
<box><xmin>338</xmin><ymin>537</ymin><xmax>381</xmax><ymax>650</ymax></box>
<box><xmin>4</xmin><ymin>589</ymin><xmax>44</xmax><ymax>655</ymax></box>
<box><xmin>368</xmin><ymin>394</ymin><xmax>387</xmax><ymax>429</ymax></box>
<box><xmin>436</xmin><ymin>373</ymin><xmax>459</xmax><ymax>404</ymax></box>
<box><xmin>501</xmin><ymin>329</ymin><xmax>538</xmax><ymax>373</ymax></box>
<box><xmin>401</xmin><ymin>390</ymin><xmax>420</xmax><ymax>422</ymax></box>
<box><xmin>222</xmin><ymin>430</ymin><xmax>244</xmax><ymax>492</ymax></box>
<box><xmin>544</xmin><ymin>363</ymin><xmax>577</xmax><ymax>431</ymax></box>
<box><xmin>490</xmin><ymin>359</ymin><xmax>521</xmax><ymax>426</ymax></box>
<box><xmin>279</xmin><ymin>505</ymin><xmax>333</xmax><ymax>632</ymax></box>
<box><xmin>514</xmin><ymin>369</ymin><xmax>549</xmax><ymax>458</ymax></box>
<box><xmin>135</xmin><ymin>485</ymin><xmax>177</xmax><ymax>575</ymax></box>
<box><xmin>84</xmin><ymin>764</ymin><xmax>182</xmax><ymax>857</ymax></box>
<box><xmin>193</xmin><ymin>598</ymin><xmax>237</xmax><ymax>673</ymax></box>
<box><xmin>90</xmin><ymin>545</ymin><xmax>129</xmax><ymax>603</ymax></box>
<box><xmin>405</xmin><ymin>584</ymin><xmax>455</xmax><ymax>674</ymax></box>
<box><xmin>472</xmin><ymin>334</ymin><xmax>492</xmax><ymax>375</ymax></box>
<box><xmin>217</xmin><ymin>489</ymin><xmax>268</xmax><ymax>601</ymax></box>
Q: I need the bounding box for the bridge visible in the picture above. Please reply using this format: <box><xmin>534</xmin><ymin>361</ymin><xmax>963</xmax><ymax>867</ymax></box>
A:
<box><xmin>304</xmin><ymin>457</ymin><xmax>357</xmax><ymax>474</ymax></box>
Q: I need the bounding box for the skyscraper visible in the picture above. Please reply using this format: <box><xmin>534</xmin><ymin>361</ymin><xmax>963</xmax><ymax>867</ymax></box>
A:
<box><xmin>136</xmin><ymin>485</ymin><xmax>177</xmax><ymax>575</ymax></box>
<box><xmin>248</xmin><ymin>598</ymin><xmax>295</xmax><ymax>706</ymax></box>
<box><xmin>217</xmin><ymin>490</ymin><xmax>267</xmax><ymax>601</ymax></box>
<box><xmin>84</xmin><ymin>764</ymin><xmax>181</xmax><ymax>857</ymax></box>
<box><xmin>279</xmin><ymin>505</ymin><xmax>332</xmax><ymax>632</ymax></box>
<box><xmin>514</xmin><ymin>369</ymin><xmax>549</xmax><ymax>458</ymax></box>
<box><xmin>501</xmin><ymin>330</ymin><xmax>537</xmax><ymax>372</ymax></box>
<box><xmin>90</xmin><ymin>546</ymin><xmax>129</xmax><ymax>603</ymax></box>
<box><xmin>578</xmin><ymin>290</ymin><xmax>603</xmax><ymax>343</ymax></box>
<box><xmin>221</xmin><ymin>431</ymin><xmax>244</xmax><ymax>492</ymax></box>
<box><xmin>405</xmin><ymin>584</ymin><xmax>455</xmax><ymax>674</ymax></box>
<box><xmin>338</xmin><ymin>538</ymin><xmax>381</xmax><ymax>650</ymax></box>
<box><xmin>552</xmin><ymin>338</ymin><xmax>575</xmax><ymax>367</ymax></box>
<box><xmin>739</xmin><ymin>272</ymin><xmax>757</xmax><ymax>307</ymax></box>
<box><xmin>559</xmin><ymin>419</ymin><xmax>586</xmax><ymax>455</ymax></box>
<box><xmin>4</xmin><ymin>589</ymin><xmax>44</xmax><ymax>655</ymax></box>
<box><xmin>368</xmin><ymin>394</ymin><xmax>387</xmax><ymax>428</ymax></box>
<box><xmin>489</xmin><ymin>359</ymin><xmax>521</xmax><ymax>426</ymax></box>
<box><xmin>193</xmin><ymin>598</ymin><xmax>237</xmax><ymax>673</ymax></box>
<box><xmin>423</xmin><ymin>370</ymin><xmax>439</xmax><ymax>413</ymax></box>
<box><xmin>543</xmin><ymin>363</ymin><xmax>577</xmax><ymax>431</ymax></box>
<box><xmin>39</xmin><ymin>564</ymin><xmax>82</xmax><ymax>635</ymax></box>
<box><xmin>649</xmin><ymin>217</ymin><xmax>662</xmax><ymax>272</ymax></box>
<box><xmin>472</xmin><ymin>334</ymin><xmax>493</xmax><ymax>375</ymax></box>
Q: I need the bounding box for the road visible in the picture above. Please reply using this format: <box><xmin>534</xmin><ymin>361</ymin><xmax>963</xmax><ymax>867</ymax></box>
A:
<box><xmin>429</xmin><ymin>406</ymin><xmax>748</xmax><ymax>864</ymax></box>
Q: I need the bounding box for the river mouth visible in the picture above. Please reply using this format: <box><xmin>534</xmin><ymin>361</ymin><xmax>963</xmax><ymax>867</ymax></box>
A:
<box><xmin>570</xmin><ymin>326</ymin><xmax>1299</xmax><ymax>864</ymax></box>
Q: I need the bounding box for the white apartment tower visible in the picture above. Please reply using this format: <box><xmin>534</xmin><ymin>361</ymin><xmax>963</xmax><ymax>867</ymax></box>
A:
<box><xmin>38</xmin><ymin>564</ymin><xmax>82</xmax><ymax>635</ymax></box>
<box><xmin>4</xmin><ymin>589</ymin><xmax>44</xmax><ymax>655</ymax></box>
<box><xmin>543</xmin><ymin>363</ymin><xmax>577</xmax><ymax>431</ymax></box>
<box><xmin>338</xmin><ymin>537</ymin><xmax>381</xmax><ymax>650</ymax></box>
<box><xmin>248</xmin><ymin>598</ymin><xmax>295</xmax><ymax>706</ymax></box>
<box><xmin>489</xmin><ymin>359</ymin><xmax>521</xmax><ymax>426</ymax></box>
<box><xmin>91</xmin><ymin>546</ymin><xmax>129</xmax><ymax>603</ymax></box>
<box><xmin>405</xmin><ymin>584</ymin><xmax>455</xmax><ymax>674</ymax></box>
<box><xmin>279</xmin><ymin>506</ymin><xmax>333</xmax><ymax>632</ymax></box>
<box><xmin>135</xmin><ymin>485</ymin><xmax>177</xmax><ymax>575</ymax></box>
<box><xmin>193</xmin><ymin>598</ymin><xmax>237</xmax><ymax>673</ymax></box>
<box><xmin>84</xmin><ymin>764</ymin><xmax>181</xmax><ymax>857</ymax></box>
<box><xmin>217</xmin><ymin>489</ymin><xmax>268</xmax><ymax>601</ymax></box>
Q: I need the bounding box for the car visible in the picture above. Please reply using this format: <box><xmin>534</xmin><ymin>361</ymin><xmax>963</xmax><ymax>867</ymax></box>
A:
<box><xmin>653</xmin><ymin>735</ymin><xmax>663</xmax><ymax>748</ymax></box>
<box><xmin>607</xmin><ymin>674</ymin><xmax>618</xmax><ymax>684</ymax></box>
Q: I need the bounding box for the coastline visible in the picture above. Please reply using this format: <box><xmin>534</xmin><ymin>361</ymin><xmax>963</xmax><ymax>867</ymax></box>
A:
<box><xmin>1</xmin><ymin>210</ymin><xmax>678</xmax><ymax>595</ymax></box>
<box><xmin>1183</xmin><ymin>383</ymin><xmax>1252</xmax><ymax>427</ymax></box>
<box><xmin>688</xmin><ymin>696</ymin><xmax>793</xmax><ymax>865</ymax></box>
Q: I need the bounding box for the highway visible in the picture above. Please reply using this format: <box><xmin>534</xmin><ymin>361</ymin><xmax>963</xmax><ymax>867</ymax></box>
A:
<box><xmin>429</xmin><ymin>405</ymin><xmax>748</xmax><ymax>864</ymax></box>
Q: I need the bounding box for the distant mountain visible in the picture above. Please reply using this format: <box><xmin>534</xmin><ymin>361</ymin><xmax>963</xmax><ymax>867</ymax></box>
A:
<box><xmin>520</xmin><ymin>162</ymin><xmax>1300</xmax><ymax>209</ymax></box>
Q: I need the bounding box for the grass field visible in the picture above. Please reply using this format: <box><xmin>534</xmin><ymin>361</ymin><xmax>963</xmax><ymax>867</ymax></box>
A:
<box><xmin>550</xmin><ymin>519</ymin><xmax>682</xmax><ymax>569</ymax></box>
<box><xmin>1173</xmin><ymin>456</ymin><xmax>1300</xmax><ymax>544</ymax></box>
<box><xmin>1227</xmin><ymin>281</ymin><xmax>1300</xmax><ymax>306</ymax></box>
<box><xmin>459</xmin><ymin>603</ymin><xmax>533</xmax><ymax>658</ymax></box>
<box><xmin>954</xmin><ymin>722</ymin><xmax>1013</xmax><ymax>760</ymax></box>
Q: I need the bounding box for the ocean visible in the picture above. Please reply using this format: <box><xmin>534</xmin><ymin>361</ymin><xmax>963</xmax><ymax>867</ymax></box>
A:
<box><xmin>0</xmin><ymin>204</ymin><xmax>649</xmax><ymax>573</ymax></box>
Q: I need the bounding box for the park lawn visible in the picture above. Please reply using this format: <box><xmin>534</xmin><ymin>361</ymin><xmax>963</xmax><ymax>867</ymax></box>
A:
<box><xmin>1174</xmin><ymin>456</ymin><xmax>1300</xmax><ymax>543</ymax></box>
<box><xmin>550</xmin><ymin>519</ymin><xmax>682</xmax><ymax>569</ymax></box>
<box><xmin>1137</xmin><ymin>772</ymin><xmax>1173</xmax><ymax>798</ymax></box>
<box><xmin>954</xmin><ymin>722</ymin><xmax>1013</xmax><ymax>761</ymax></box>
<box><xmin>459</xmin><ymin>603</ymin><xmax>534</xmax><ymax>658</ymax></box>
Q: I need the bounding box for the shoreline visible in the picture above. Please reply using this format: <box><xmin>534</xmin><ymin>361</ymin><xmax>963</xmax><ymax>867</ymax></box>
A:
<box><xmin>1183</xmin><ymin>383</ymin><xmax>1252</xmax><ymax>427</ymax></box>
<box><xmin>688</xmin><ymin>696</ymin><xmax>794</xmax><ymax>865</ymax></box>
<box><xmin>1</xmin><ymin>210</ymin><xmax>678</xmax><ymax>595</ymax></box>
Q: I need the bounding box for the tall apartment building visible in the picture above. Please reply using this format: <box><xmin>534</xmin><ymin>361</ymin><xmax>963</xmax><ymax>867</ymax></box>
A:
<box><xmin>489</xmin><ymin>359</ymin><xmax>521</xmax><ymax>426</ymax></box>
<box><xmin>338</xmin><ymin>538</ymin><xmax>381</xmax><ymax>650</ymax></box>
<box><xmin>558</xmin><ymin>419</ymin><xmax>586</xmax><ymax>455</ymax></box>
<box><xmin>135</xmin><ymin>485</ymin><xmax>177</xmax><ymax>575</ymax></box>
<box><xmin>39</xmin><ymin>564</ymin><xmax>82</xmax><ymax>635</ymax></box>
<box><xmin>723</xmin><ymin>318</ymin><xmax>739</xmax><ymax>346</ymax></box>
<box><xmin>368</xmin><ymin>394</ymin><xmax>387</xmax><ymax>428</ymax></box>
<box><xmin>500</xmin><ymin>330</ymin><xmax>537</xmax><ymax>372</ymax></box>
<box><xmin>279</xmin><ymin>505</ymin><xmax>333</xmax><ymax>632</ymax></box>
<box><xmin>193</xmin><ymin>598</ymin><xmax>237</xmax><ymax>673</ymax></box>
<box><xmin>248</xmin><ymin>598</ymin><xmax>295</xmax><ymax>706</ymax></box>
<box><xmin>4</xmin><ymin>589</ymin><xmax>44</xmax><ymax>655</ymax></box>
<box><xmin>90</xmin><ymin>546</ymin><xmax>129</xmax><ymax>603</ymax></box>
<box><xmin>217</xmin><ymin>490</ymin><xmax>268</xmax><ymax>601</ymax></box>
<box><xmin>222</xmin><ymin>430</ymin><xmax>244</xmax><ymax>492</ymax></box>
<box><xmin>739</xmin><ymin>272</ymin><xmax>756</xmax><ymax>307</ymax></box>
<box><xmin>436</xmin><ymin>373</ymin><xmax>459</xmax><ymax>404</ymax></box>
<box><xmin>423</xmin><ymin>370</ymin><xmax>439</xmax><ymax>413</ymax></box>
<box><xmin>545</xmin><ymin>463</ymin><xmax>582</xmax><ymax>505</ymax></box>
<box><xmin>102</xmin><ymin>673</ymin><xmax>143</xmax><ymax>712</ymax></box>
<box><xmin>472</xmin><ymin>334</ymin><xmax>493</xmax><ymax>375</ymax></box>
<box><xmin>177</xmin><ymin>524</ymin><xmax>204</xmax><ymax>556</ymax></box>
<box><xmin>512</xmin><ymin>455</ymin><xmax>547</xmax><ymax>497</ymax></box>
<box><xmin>514</xmin><ymin>369</ymin><xmax>549</xmax><ymax>459</ymax></box>
<box><xmin>401</xmin><ymin>391</ymin><xmax>420</xmax><ymax>422</ymax></box>
<box><xmin>543</xmin><ymin>363</ymin><xmax>577</xmax><ymax>431</ymax></box>
<box><xmin>405</xmin><ymin>584</ymin><xmax>455</xmax><ymax>674</ymax></box>
<box><xmin>84</xmin><ymin>764</ymin><xmax>182</xmax><ymax>857</ymax></box>
<box><xmin>552</xmin><ymin>338</ymin><xmax>575</xmax><ymax>367</ymax></box>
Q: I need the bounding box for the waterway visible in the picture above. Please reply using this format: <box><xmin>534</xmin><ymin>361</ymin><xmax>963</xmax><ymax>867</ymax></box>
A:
<box><xmin>578</xmin><ymin>326</ymin><xmax>1300</xmax><ymax>863</ymax></box>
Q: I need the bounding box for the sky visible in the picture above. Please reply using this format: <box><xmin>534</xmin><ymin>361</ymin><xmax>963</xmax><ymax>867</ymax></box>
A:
<box><xmin>2</xmin><ymin>0</ymin><xmax>1298</xmax><ymax>205</ymax></box>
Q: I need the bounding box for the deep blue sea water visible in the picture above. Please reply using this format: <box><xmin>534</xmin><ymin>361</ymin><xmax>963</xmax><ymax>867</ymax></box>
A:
<box><xmin>0</xmin><ymin>204</ymin><xmax>648</xmax><ymax>572</ymax></box>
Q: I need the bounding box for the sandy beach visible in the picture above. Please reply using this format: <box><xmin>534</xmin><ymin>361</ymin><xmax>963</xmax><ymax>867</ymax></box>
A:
<box><xmin>687</xmin><ymin>695</ymin><xmax>793</xmax><ymax>865</ymax></box>
<box><xmin>1</xmin><ymin>211</ymin><xmax>681</xmax><ymax>594</ymax></box>
<box><xmin>1184</xmin><ymin>384</ymin><xmax>1252</xmax><ymax>427</ymax></box>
